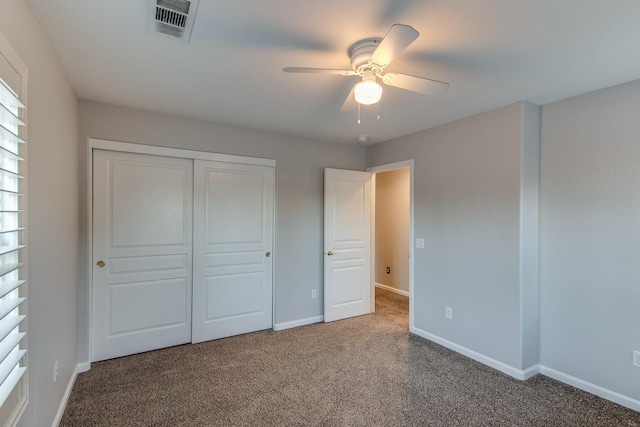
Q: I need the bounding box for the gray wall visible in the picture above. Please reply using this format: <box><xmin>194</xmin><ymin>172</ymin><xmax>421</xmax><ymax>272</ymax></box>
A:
<box><xmin>367</xmin><ymin>102</ymin><xmax>539</xmax><ymax>371</ymax></box>
<box><xmin>1</xmin><ymin>1</ymin><xmax>81</xmax><ymax>426</ymax></box>
<box><xmin>540</xmin><ymin>80</ymin><xmax>640</xmax><ymax>402</ymax></box>
<box><xmin>520</xmin><ymin>102</ymin><xmax>541</xmax><ymax>369</ymax></box>
<box><xmin>368</xmin><ymin>86</ymin><xmax>640</xmax><ymax>404</ymax></box>
<box><xmin>77</xmin><ymin>100</ymin><xmax>366</xmax><ymax>362</ymax></box>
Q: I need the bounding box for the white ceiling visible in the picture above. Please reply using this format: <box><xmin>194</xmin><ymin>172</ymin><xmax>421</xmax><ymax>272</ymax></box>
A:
<box><xmin>26</xmin><ymin>0</ymin><xmax>640</xmax><ymax>145</ymax></box>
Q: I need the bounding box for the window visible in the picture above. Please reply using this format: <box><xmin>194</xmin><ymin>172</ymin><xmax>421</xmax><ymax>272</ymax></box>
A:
<box><xmin>0</xmin><ymin>34</ymin><xmax>28</xmax><ymax>426</ymax></box>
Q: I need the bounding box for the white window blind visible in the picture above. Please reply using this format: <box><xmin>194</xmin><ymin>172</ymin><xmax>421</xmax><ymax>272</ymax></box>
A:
<box><xmin>0</xmin><ymin>73</ymin><xmax>26</xmax><ymax>408</ymax></box>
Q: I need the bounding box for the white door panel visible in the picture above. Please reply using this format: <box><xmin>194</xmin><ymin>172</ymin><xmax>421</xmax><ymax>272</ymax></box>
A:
<box><xmin>204</xmin><ymin>273</ymin><xmax>264</xmax><ymax>317</ymax></box>
<box><xmin>108</xmin><ymin>278</ymin><xmax>189</xmax><ymax>335</ymax></box>
<box><xmin>324</xmin><ymin>168</ymin><xmax>372</xmax><ymax>322</ymax></box>
<box><xmin>92</xmin><ymin>150</ymin><xmax>193</xmax><ymax>361</ymax></box>
<box><xmin>333</xmin><ymin>266</ymin><xmax>365</xmax><ymax>304</ymax></box>
<box><xmin>109</xmin><ymin>161</ymin><xmax>188</xmax><ymax>247</ymax></box>
<box><xmin>192</xmin><ymin>160</ymin><xmax>273</xmax><ymax>343</ymax></box>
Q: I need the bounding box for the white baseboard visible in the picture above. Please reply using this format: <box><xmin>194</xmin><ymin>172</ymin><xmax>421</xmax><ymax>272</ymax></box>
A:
<box><xmin>52</xmin><ymin>364</ymin><xmax>80</xmax><ymax>427</ymax></box>
<box><xmin>410</xmin><ymin>326</ymin><xmax>538</xmax><ymax>380</ymax></box>
<box><xmin>410</xmin><ymin>328</ymin><xmax>640</xmax><ymax>412</ymax></box>
<box><xmin>539</xmin><ymin>365</ymin><xmax>640</xmax><ymax>412</ymax></box>
<box><xmin>375</xmin><ymin>282</ymin><xmax>410</xmax><ymax>297</ymax></box>
<box><xmin>273</xmin><ymin>315</ymin><xmax>324</xmax><ymax>331</ymax></box>
<box><xmin>77</xmin><ymin>361</ymin><xmax>91</xmax><ymax>373</ymax></box>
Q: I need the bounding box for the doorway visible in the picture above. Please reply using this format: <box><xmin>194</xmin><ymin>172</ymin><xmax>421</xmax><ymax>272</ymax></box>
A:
<box><xmin>368</xmin><ymin>161</ymin><xmax>414</xmax><ymax>330</ymax></box>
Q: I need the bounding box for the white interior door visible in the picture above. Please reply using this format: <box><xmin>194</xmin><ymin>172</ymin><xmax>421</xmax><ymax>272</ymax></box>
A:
<box><xmin>324</xmin><ymin>168</ymin><xmax>372</xmax><ymax>322</ymax></box>
<box><xmin>192</xmin><ymin>160</ymin><xmax>274</xmax><ymax>343</ymax></box>
<box><xmin>92</xmin><ymin>150</ymin><xmax>193</xmax><ymax>361</ymax></box>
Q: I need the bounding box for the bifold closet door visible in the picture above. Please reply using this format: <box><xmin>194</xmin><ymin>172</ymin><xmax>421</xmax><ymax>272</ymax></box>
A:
<box><xmin>92</xmin><ymin>150</ymin><xmax>193</xmax><ymax>362</ymax></box>
<box><xmin>192</xmin><ymin>160</ymin><xmax>274</xmax><ymax>343</ymax></box>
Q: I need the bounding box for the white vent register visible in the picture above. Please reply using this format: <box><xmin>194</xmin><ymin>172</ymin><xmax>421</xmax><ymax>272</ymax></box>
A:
<box><xmin>149</xmin><ymin>0</ymin><xmax>199</xmax><ymax>42</ymax></box>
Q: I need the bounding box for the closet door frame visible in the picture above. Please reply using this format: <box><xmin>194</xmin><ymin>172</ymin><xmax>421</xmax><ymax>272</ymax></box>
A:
<box><xmin>85</xmin><ymin>138</ymin><xmax>276</xmax><ymax>367</ymax></box>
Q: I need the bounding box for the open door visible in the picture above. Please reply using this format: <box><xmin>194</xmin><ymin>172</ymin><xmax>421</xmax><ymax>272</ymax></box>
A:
<box><xmin>324</xmin><ymin>168</ymin><xmax>372</xmax><ymax>322</ymax></box>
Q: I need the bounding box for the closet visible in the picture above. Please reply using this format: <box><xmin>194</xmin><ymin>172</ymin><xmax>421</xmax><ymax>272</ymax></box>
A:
<box><xmin>90</xmin><ymin>143</ymin><xmax>274</xmax><ymax>361</ymax></box>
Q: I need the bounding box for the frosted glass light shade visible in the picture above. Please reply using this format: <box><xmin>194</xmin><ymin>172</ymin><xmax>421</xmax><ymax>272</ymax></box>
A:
<box><xmin>354</xmin><ymin>80</ymin><xmax>382</xmax><ymax>105</ymax></box>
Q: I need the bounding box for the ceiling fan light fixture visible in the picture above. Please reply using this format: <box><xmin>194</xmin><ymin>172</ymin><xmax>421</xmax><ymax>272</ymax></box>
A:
<box><xmin>283</xmin><ymin>24</ymin><xmax>449</xmax><ymax>112</ymax></box>
<box><xmin>354</xmin><ymin>79</ymin><xmax>383</xmax><ymax>105</ymax></box>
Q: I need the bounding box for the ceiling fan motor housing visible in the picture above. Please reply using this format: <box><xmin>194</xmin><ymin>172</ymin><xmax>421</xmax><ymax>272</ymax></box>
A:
<box><xmin>349</xmin><ymin>39</ymin><xmax>382</xmax><ymax>73</ymax></box>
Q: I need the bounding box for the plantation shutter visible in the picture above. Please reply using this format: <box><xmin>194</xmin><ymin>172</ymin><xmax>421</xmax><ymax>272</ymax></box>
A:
<box><xmin>0</xmin><ymin>69</ymin><xmax>26</xmax><ymax>407</ymax></box>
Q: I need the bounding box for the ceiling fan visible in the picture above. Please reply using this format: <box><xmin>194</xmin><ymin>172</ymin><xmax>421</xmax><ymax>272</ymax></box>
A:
<box><xmin>283</xmin><ymin>24</ymin><xmax>449</xmax><ymax>112</ymax></box>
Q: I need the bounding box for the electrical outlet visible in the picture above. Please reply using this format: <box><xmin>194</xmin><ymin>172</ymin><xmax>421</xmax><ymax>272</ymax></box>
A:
<box><xmin>386</xmin><ymin>266</ymin><xmax>390</xmax><ymax>274</ymax></box>
<box><xmin>311</xmin><ymin>289</ymin><xmax>317</xmax><ymax>299</ymax></box>
<box><xmin>445</xmin><ymin>306</ymin><xmax>453</xmax><ymax>319</ymax></box>
<box><xmin>53</xmin><ymin>360</ymin><xmax>59</xmax><ymax>383</ymax></box>
<box><xmin>633</xmin><ymin>350</ymin><xmax>640</xmax><ymax>368</ymax></box>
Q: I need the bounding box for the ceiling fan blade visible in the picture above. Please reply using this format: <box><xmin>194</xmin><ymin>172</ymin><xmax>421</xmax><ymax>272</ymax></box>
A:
<box><xmin>369</xmin><ymin>24</ymin><xmax>419</xmax><ymax>68</ymax></box>
<box><xmin>382</xmin><ymin>72</ymin><xmax>449</xmax><ymax>96</ymax></box>
<box><xmin>283</xmin><ymin>67</ymin><xmax>357</xmax><ymax>76</ymax></box>
<box><xmin>341</xmin><ymin>85</ymin><xmax>357</xmax><ymax>111</ymax></box>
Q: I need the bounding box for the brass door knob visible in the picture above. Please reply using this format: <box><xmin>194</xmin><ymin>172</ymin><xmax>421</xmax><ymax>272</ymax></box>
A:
<box><xmin>327</xmin><ymin>251</ymin><xmax>334</xmax><ymax>256</ymax></box>
<box><xmin>265</xmin><ymin>252</ymin><xmax>271</xmax><ymax>257</ymax></box>
<box><xmin>96</xmin><ymin>260</ymin><xmax>105</xmax><ymax>268</ymax></box>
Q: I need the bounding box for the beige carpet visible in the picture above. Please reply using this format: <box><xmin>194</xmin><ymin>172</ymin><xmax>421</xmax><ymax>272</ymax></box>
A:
<box><xmin>61</xmin><ymin>289</ymin><xmax>640</xmax><ymax>426</ymax></box>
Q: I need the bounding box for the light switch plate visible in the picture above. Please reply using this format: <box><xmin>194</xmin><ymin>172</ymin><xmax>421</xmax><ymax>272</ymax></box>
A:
<box><xmin>415</xmin><ymin>238</ymin><xmax>425</xmax><ymax>249</ymax></box>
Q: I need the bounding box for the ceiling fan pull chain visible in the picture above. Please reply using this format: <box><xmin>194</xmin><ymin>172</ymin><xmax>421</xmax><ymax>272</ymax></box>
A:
<box><xmin>377</xmin><ymin>102</ymin><xmax>381</xmax><ymax>120</ymax></box>
<box><xmin>357</xmin><ymin>103</ymin><xmax>361</xmax><ymax>124</ymax></box>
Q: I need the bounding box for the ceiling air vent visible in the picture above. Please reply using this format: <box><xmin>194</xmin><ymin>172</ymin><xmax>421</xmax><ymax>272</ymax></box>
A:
<box><xmin>149</xmin><ymin>0</ymin><xmax>199</xmax><ymax>42</ymax></box>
